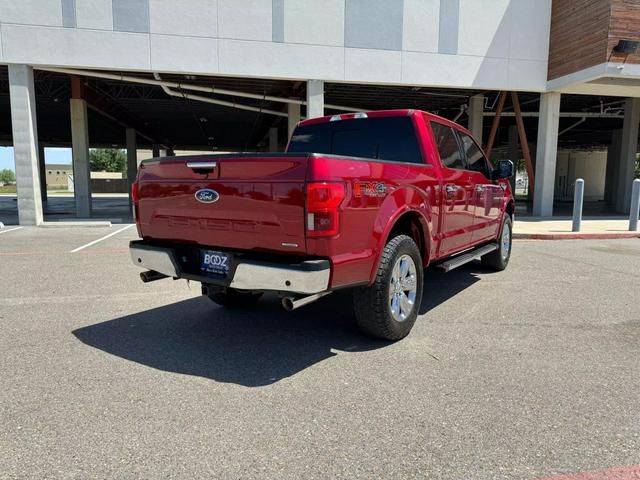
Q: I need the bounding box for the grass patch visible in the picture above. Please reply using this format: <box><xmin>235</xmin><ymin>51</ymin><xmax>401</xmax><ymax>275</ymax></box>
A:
<box><xmin>0</xmin><ymin>185</ymin><xmax>73</xmax><ymax>194</ymax></box>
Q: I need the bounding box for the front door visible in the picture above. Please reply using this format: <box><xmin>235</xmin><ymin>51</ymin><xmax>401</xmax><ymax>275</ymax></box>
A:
<box><xmin>456</xmin><ymin>132</ymin><xmax>502</xmax><ymax>243</ymax></box>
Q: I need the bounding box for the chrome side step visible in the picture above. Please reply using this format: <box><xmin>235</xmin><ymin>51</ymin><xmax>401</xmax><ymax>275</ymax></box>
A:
<box><xmin>437</xmin><ymin>243</ymin><xmax>498</xmax><ymax>273</ymax></box>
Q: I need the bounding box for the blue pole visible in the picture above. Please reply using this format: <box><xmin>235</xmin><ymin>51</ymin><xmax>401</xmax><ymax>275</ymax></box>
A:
<box><xmin>629</xmin><ymin>179</ymin><xmax>640</xmax><ymax>231</ymax></box>
<box><xmin>572</xmin><ymin>179</ymin><xmax>584</xmax><ymax>232</ymax></box>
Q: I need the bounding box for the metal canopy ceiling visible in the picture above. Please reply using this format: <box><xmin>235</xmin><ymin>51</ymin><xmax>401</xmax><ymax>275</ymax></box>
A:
<box><xmin>0</xmin><ymin>66</ymin><xmax>629</xmax><ymax>151</ymax></box>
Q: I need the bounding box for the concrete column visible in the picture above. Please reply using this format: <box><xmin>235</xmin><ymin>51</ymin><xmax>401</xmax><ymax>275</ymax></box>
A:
<box><xmin>604</xmin><ymin>129</ymin><xmax>622</xmax><ymax>206</ymax></box>
<box><xmin>126</xmin><ymin>128</ymin><xmax>137</xmax><ymax>206</ymax></box>
<box><xmin>8</xmin><ymin>64</ymin><xmax>43</xmax><ymax>225</ymax></box>
<box><xmin>567</xmin><ymin>153</ymin><xmax>577</xmax><ymax>197</ymax></box>
<box><xmin>306</xmin><ymin>80</ymin><xmax>324</xmax><ymax>119</ymax></box>
<box><xmin>533</xmin><ymin>92</ymin><xmax>561</xmax><ymax>217</ymax></box>
<box><xmin>615</xmin><ymin>98</ymin><xmax>640</xmax><ymax>213</ymax></box>
<box><xmin>288</xmin><ymin>101</ymin><xmax>301</xmax><ymax>139</ymax></box>
<box><xmin>152</xmin><ymin>144</ymin><xmax>160</xmax><ymax>158</ymax></box>
<box><xmin>468</xmin><ymin>94</ymin><xmax>484</xmax><ymax>142</ymax></box>
<box><xmin>507</xmin><ymin>125</ymin><xmax>518</xmax><ymax>194</ymax></box>
<box><xmin>268</xmin><ymin>127</ymin><xmax>278</xmax><ymax>152</ymax></box>
<box><xmin>38</xmin><ymin>144</ymin><xmax>47</xmax><ymax>203</ymax></box>
<box><xmin>70</xmin><ymin>98</ymin><xmax>92</xmax><ymax>217</ymax></box>
<box><xmin>528</xmin><ymin>141</ymin><xmax>537</xmax><ymax>204</ymax></box>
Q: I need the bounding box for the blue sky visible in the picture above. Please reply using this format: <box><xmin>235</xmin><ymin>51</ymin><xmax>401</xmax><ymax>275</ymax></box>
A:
<box><xmin>0</xmin><ymin>147</ymin><xmax>72</xmax><ymax>171</ymax></box>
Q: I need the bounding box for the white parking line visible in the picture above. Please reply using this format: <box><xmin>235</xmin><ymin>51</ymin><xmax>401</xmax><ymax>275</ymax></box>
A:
<box><xmin>69</xmin><ymin>224</ymin><xmax>135</xmax><ymax>253</ymax></box>
<box><xmin>0</xmin><ymin>227</ymin><xmax>23</xmax><ymax>235</ymax></box>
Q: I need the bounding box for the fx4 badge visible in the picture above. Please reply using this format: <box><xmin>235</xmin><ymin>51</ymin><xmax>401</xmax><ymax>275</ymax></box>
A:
<box><xmin>354</xmin><ymin>182</ymin><xmax>387</xmax><ymax>198</ymax></box>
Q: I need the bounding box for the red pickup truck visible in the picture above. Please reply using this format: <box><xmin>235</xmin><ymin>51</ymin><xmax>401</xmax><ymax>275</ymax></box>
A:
<box><xmin>130</xmin><ymin>110</ymin><xmax>514</xmax><ymax>340</ymax></box>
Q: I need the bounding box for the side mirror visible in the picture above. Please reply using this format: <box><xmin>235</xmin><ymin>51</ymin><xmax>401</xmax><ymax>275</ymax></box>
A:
<box><xmin>494</xmin><ymin>159</ymin><xmax>514</xmax><ymax>179</ymax></box>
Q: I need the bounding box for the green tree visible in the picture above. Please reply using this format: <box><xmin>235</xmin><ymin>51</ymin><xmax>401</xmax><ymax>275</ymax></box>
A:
<box><xmin>89</xmin><ymin>148</ymin><xmax>126</xmax><ymax>174</ymax></box>
<box><xmin>0</xmin><ymin>169</ymin><xmax>16</xmax><ymax>184</ymax></box>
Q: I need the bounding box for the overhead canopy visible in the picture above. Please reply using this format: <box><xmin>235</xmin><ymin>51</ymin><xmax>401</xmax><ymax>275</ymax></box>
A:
<box><xmin>0</xmin><ymin>66</ymin><xmax>629</xmax><ymax>152</ymax></box>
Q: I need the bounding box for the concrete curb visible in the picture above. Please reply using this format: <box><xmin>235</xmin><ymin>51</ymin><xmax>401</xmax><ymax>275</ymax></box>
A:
<box><xmin>514</xmin><ymin>231</ymin><xmax>640</xmax><ymax>240</ymax></box>
<box><xmin>39</xmin><ymin>221</ymin><xmax>112</xmax><ymax>228</ymax></box>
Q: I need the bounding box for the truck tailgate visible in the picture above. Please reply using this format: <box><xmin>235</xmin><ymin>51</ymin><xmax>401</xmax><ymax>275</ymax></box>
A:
<box><xmin>136</xmin><ymin>154</ymin><xmax>309</xmax><ymax>254</ymax></box>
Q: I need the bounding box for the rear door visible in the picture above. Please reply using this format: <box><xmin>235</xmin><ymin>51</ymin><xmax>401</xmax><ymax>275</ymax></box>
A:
<box><xmin>136</xmin><ymin>154</ymin><xmax>308</xmax><ymax>254</ymax></box>
<box><xmin>456</xmin><ymin>131</ymin><xmax>502</xmax><ymax>243</ymax></box>
<box><xmin>430</xmin><ymin>121</ymin><xmax>476</xmax><ymax>256</ymax></box>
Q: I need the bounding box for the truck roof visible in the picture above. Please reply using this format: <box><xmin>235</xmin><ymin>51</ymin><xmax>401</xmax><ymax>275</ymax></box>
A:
<box><xmin>297</xmin><ymin>109</ymin><xmax>475</xmax><ymax>138</ymax></box>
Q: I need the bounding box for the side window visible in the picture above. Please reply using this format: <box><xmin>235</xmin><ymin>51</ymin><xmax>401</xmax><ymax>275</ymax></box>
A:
<box><xmin>459</xmin><ymin>132</ymin><xmax>490</xmax><ymax>176</ymax></box>
<box><xmin>430</xmin><ymin>122</ymin><xmax>465</xmax><ymax>170</ymax></box>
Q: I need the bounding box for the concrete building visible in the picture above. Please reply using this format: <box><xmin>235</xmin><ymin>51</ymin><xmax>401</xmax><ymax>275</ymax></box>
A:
<box><xmin>45</xmin><ymin>164</ymin><xmax>72</xmax><ymax>187</ymax></box>
<box><xmin>44</xmin><ymin>164</ymin><xmax>126</xmax><ymax>192</ymax></box>
<box><xmin>0</xmin><ymin>0</ymin><xmax>639</xmax><ymax>224</ymax></box>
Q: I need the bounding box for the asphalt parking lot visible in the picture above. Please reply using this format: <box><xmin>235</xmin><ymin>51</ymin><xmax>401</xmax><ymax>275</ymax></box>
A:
<box><xmin>1</xmin><ymin>226</ymin><xmax>639</xmax><ymax>479</ymax></box>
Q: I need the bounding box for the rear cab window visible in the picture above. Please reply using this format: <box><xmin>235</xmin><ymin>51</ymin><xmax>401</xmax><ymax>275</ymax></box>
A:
<box><xmin>288</xmin><ymin>116</ymin><xmax>425</xmax><ymax>165</ymax></box>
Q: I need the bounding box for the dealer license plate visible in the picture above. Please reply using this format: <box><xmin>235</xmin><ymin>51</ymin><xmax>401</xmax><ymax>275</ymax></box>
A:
<box><xmin>200</xmin><ymin>250</ymin><xmax>230</xmax><ymax>276</ymax></box>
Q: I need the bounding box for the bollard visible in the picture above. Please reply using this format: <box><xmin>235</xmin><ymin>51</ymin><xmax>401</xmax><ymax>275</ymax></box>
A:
<box><xmin>572</xmin><ymin>178</ymin><xmax>584</xmax><ymax>232</ymax></box>
<box><xmin>630</xmin><ymin>179</ymin><xmax>640</xmax><ymax>231</ymax></box>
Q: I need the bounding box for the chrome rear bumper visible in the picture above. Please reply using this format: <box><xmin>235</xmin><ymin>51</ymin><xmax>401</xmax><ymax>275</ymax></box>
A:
<box><xmin>129</xmin><ymin>242</ymin><xmax>330</xmax><ymax>295</ymax></box>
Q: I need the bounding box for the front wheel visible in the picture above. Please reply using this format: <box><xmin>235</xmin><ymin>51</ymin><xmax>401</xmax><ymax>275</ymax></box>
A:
<box><xmin>481</xmin><ymin>215</ymin><xmax>512</xmax><ymax>271</ymax></box>
<box><xmin>353</xmin><ymin>235</ymin><xmax>424</xmax><ymax>341</ymax></box>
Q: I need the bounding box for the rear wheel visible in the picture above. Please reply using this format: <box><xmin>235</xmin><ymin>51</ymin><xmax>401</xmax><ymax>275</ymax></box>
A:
<box><xmin>204</xmin><ymin>285</ymin><xmax>263</xmax><ymax>308</ymax></box>
<box><xmin>481</xmin><ymin>215</ymin><xmax>512</xmax><ymax>271</ymax></box>
<box><xmin>353</xmin><ymin>235</ymin><xmax>423</xmax><ymax>341</ymax></box>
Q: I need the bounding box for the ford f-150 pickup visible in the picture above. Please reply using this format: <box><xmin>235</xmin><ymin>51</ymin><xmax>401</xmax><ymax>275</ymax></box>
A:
<box><xmin>130</xmin><ymin>110</ymin><xmax>514</xmax><ymax>340</ymax></box>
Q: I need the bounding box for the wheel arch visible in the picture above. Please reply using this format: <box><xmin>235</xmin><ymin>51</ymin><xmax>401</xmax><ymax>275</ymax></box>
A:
<box><xmin>368</xmin><ymin>204</ymin><xmax>432</xmax><ymax>285</ymax></box>
<box><xmin>506</xmin><ymin>200</ymin><xmax>515</xmax><ymax>218</ymax></box>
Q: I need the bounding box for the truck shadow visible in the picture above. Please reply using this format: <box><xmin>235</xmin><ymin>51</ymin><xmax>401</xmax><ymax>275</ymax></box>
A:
<box><xmin>419</xmin><ymin>263</ymin><xmax>483</xmax><ymax>315</ymax></box>
<box><xmin>72</xmin><ymin>267</ymin><xmax>482</xmax><ymax>387</ymax></box>
<box><xmin>72</xmin><ymin>291</ymin><xmax>385</xmax><ymax>387</ymax></box>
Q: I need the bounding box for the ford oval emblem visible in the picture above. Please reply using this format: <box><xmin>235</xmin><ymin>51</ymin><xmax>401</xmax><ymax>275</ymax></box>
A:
<box><xmin>195</xmin><ymin>189</ymin><xmax>219</xmax><ymax>204</ymax></box>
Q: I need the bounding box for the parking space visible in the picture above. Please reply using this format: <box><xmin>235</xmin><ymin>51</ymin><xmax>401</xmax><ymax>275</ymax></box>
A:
<box><xmin>1</xmin><ymin>228</ymin><xmax>639</xmax><ymax>479</ymax></box>
<box><xmin>0</xmin><ymin>195</ymin><xmax>133</xmax><ymax>227</ymax></box>
<box><xmin>0</xmin><ymin>224</ymin><xmax>130</xmax><ymax>254</ymax></box>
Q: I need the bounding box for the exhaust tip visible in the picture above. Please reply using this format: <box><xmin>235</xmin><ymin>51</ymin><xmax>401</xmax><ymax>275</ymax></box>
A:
<box><xmin>140</xmin><ymin>270</ymin><xmax>168</xmax><ymax>283</ymax></box>
<box><xmin>281</xmin><ymin>297</ymin><xmax>295</xmax><ymax>311</ymax></box>
<box><xmin>281</xmin><ymin>292</ymin><xmax>332</xmax><ymax>311</ymax></box>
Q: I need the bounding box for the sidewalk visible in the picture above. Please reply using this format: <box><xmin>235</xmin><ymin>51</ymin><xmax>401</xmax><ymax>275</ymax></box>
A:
<box><xmin>514</xmin><ymin>217</ymin><xmax>640</xmax><ymax>240</ymax></box>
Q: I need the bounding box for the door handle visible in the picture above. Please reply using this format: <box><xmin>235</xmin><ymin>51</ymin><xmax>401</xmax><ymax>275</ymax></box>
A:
<box><xmin>186</xmin><ymin>161</ymin><xmax>217</xmax><ymax>173</ymax></box>
<box><xmin>445</xmin><ymin>184</ymin><xmax>458</xmax><ymax>197</ymax></box>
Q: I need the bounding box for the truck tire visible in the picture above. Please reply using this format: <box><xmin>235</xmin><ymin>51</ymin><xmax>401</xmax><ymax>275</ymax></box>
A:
<box><xmin>481</xmin><ymin>215</ymin><xmax>512</xmax><ymax>271</ymax></box>
<box><xmin>205</xmin><ymin>286</ymin><xmax>263</xmax><ymax>308</ymax></box>
<box><xmin>353</xmin><ymin>235</ymin><xmax>423</xmax><ymax>341</ymax></box>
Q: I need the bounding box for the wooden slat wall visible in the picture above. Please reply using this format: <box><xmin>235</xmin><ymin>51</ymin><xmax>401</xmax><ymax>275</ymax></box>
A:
<box><xmin>608</xmin><ymin>0</ymin><xmax>640</xmax><ymax>65</ymax></box>
<box><xmin>548</xmin><ymin>0</ymin><xmax>612</xmax><ymax>80</ymax></box>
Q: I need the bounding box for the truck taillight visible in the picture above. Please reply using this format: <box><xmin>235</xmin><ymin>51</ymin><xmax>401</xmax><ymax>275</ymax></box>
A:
<box><xmin>306</xmin><ymin>182</ymin><xmax>345</xmax><ymax>237</ymax></box>
<box><xmin>131</xmin><ymin>180</ymin><xmax>139</xmax><ymax>224</ymax></box>
<box><xmin>132</xmin><ymin>180</ymin><xmax>139</xmax><ymax>205</ymax></box>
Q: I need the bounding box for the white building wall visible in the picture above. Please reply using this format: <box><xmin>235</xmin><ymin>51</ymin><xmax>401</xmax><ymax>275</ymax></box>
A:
<box><xmin>0</xmin><ymin>0</ymin><xmax>552</xmax><ymax>91</ymax></box>
<box><xmin>555</xmin><ymin>150</ymin><xmax>607</xmax><ymax>201</ymax></box>
<box><xmin>75</xmin><ymin>0</ymin><xmax>114</xmax><ymax>31</ymax></box>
